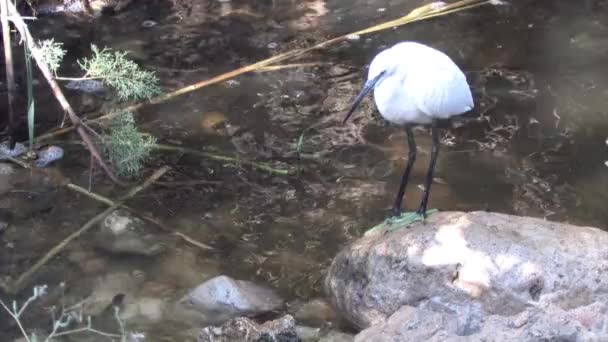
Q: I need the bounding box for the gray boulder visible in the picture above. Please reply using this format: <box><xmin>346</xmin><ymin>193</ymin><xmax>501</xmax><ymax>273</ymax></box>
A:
<box><xmin>355</xmin><ymin>303</ymin><xmax>608</xmax><ymax>341</ymax></box>
<box><xmin>180</xmin><ymin>275</ymin><xmax>284</xmax><ymax>325</ymax></box>
<box><xmin>325</xmin><ymin>211</ymin><xmax>608</xmax><ymax>340</ymax></box>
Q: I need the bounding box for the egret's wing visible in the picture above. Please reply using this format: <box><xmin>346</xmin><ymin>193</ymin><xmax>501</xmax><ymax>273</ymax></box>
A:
<box><xmin>411</xmin><ymin>63</ymin><xmax>474</xmax><ymax>119</ymax></box>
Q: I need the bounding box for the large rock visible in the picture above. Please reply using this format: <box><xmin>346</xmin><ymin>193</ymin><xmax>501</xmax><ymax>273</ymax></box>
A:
<box><xmin>179</xmin><ymin>275</ymin><xmax>284</xmax><ymax>325</ymax></box>
<box><xmin>354</xmin><ymin>303</ymin><xmax>608</xmax><ymax>341</ymax></box>
<box><xmin>325</xmin><ymin>211</ymin><xmax>608</xmax><ymax>339</ymax></box>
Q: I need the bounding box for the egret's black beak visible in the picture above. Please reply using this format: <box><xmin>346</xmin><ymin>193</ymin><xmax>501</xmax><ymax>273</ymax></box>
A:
<box><xmin>342</xmin><ymin>72</ymin><xmax>385</xmax><ymax>124</ymax></box>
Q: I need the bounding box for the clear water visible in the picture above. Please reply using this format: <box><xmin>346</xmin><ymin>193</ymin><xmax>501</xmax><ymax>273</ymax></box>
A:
<box><xmin>1</xmin><ymin>0</ymin><xmax>607</xmax><ymax>339</ymax></box>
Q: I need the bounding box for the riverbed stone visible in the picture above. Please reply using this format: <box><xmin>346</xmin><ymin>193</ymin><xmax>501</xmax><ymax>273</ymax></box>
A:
<box><xmin>197</xmin><ymin>315</ymin><xmax>299</xmax><ymax>342</ymax></box>
<box><xmin>318</xmin><ymin>330</ymin><xmax>355</xmax><ymax>342</ymax></box>
<box><xmin>295</xmin><ymin>326</ymin><xmax>321</xmax><ymax>342</ymax></box>
<box><xmin>180</xmin><ymin>275</ymin><xmax>284</xmax><ymax>325</ymax></box>
<box><xmin>292</xmin><ymin>298</ymin><xmax>337</xmax><ymax>327</ymax></box>
<box><xmin>83</xmin><ymin>271</ymin><xmax>146</xmax><ymax>316</ymax></box>
<box><xmin>325</xmin><ymin>211</ymin><xmax>608</xmax><ymax>340</ymax></box>
<box><xmin>354</xmin><ymin>302</ymin><xmax>608</xmax><ymax>341</ymax></box>
<box><xmin>95</xmin><ymin>209</ymin><xmax>167</xmax><ymax>257</ymax></box>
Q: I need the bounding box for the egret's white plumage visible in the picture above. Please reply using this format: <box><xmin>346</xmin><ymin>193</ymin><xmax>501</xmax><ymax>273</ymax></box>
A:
<box><xmin>368</xmin><ymin>42</ymin><xmax>474</xmax><ymax>125</ymax></box>
<box><xmin>343</xmin><ymin>41</ymin><xmax>474</xmax><ymax>220</ymax></box>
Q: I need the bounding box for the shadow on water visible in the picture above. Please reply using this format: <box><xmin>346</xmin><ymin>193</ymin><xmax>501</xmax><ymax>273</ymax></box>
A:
<box><xmin>1</xmin><ymin>0</ymin><xmax>608</xmax><ymax>339</ymax></box>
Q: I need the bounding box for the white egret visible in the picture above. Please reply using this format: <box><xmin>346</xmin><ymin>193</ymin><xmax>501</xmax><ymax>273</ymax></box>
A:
<box><xmin>343</xmin><ymin>41</ymin><xmax>474</xmax><ymax>219</ymax></box>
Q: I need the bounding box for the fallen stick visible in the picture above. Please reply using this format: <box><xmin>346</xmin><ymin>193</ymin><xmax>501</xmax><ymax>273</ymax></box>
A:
<box><xmin>153</xmin><ymin>143</ymin><xmax>296</xmax><ymax>175</ymax></box>
<box><xmin>66</xmin><ymin>183</ymin><xmax>215</xmax><ymax>251</ymax></box>
<box><xmin>4</xmin><ymin>166</ymin><xmax>169</xmax><ymax>294</ymax></box>
<box><xmin>4</xmin><ymin>156</ymin><xmax>216</xmax><ymax>254</ymax></box>
<box><xmin>173</xmin><ymin>232</ymin><xmax>215</xmax><ymax>252</ymax></box>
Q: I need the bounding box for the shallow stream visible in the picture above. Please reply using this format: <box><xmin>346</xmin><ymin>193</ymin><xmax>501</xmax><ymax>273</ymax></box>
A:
<box><xmin>1</xmin><ymin>0</ymin><xmax>607</xmax><ymax>340</ymax></box>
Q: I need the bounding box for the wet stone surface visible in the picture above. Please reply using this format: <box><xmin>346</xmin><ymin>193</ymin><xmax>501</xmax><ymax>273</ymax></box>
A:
<box><xmin>179</xmin><ymin>275</ymin><xmax>284</xmax><ymax>326</ymax></box>
<box><xmin>94</xmin><ymin>210</ymin><xmax>167</xmax><ymax>257</ymax></box>
<box><xmin>198</xmin><ymin>315</ymin><xmax>299</xmax><ymax>342</ymax></box>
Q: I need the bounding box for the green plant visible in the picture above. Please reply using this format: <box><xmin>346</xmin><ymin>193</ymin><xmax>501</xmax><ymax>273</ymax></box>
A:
<box><xmin>32</xmin><ymin>41</ymin><xmax>159</xmax><ymax>177</ymax></box>
<box><xmin>34</xmin><ymin>39</ymin><xmax>66</xmax><ymax>75</ymax></box>
<box><xmin>103</xmin><ymin>111</ymin><xmax>156</xmax><ymax>177</ymax></box>
<box><xmin>78</xmin><ymin>45</ymin><xmax>161</xmax><ymax>101</ymax></box>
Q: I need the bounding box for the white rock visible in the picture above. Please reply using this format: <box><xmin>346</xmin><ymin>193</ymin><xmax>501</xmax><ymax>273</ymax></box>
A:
<box><xmin>180</xmin><ymin>275</ymin><xmax>284</xmax><ymax>325</ymax></box>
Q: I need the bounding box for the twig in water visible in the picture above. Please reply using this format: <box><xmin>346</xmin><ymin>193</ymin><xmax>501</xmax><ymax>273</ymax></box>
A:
<box><xmin>66</xmin><ymin>182</ymin><xmax>215</xmax><ymax>252</ymax></box>
<box><xmin>67</xmin><ymin>182</ymin><xmax>171</xmax><ymax>231</ymax></box>
<box><xmin>5</xmin><ymin>166</ymin><xmax>169</xmax><ymax>294</ymax></box>
<box><xmin>154</xmin><ymin>180</ymin><xmax>222</xmax><ymax>186</ymax></box>
<box><xmin>173</xmin><ymin>232</ymin><xmax>215</xmax><ymax>251</ymax></box>
<box><xmin>6</xmin><ymin>155</ymin><xmax>216</xmax><ymax>255</ymax></box>
<box><xmin>153</xmin><ymin>143</ymin><xmax>296</xmax><ymax>175</ymax></box>
<box><xmin>254</xmin><ymin>62</ymin><xmax>327</xmax><ymax>72</ymax></box>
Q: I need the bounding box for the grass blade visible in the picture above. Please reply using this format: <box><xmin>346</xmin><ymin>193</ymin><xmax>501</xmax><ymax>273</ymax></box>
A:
<box><xmin>24</xmin><ymin>40</ymin><xmax>35</xmax><ymax>150</ymax></box>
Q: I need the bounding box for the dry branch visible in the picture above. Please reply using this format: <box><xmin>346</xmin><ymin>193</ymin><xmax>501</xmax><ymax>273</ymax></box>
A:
<box><xmin>153</xmin><ymin>143</ymin><xmax>296</xmax><ymax>175</ymax></box>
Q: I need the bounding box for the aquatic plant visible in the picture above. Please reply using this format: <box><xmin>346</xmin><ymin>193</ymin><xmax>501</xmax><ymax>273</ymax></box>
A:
<box><xmin>2</xmin><ymin>1</ymin><xmax>162</xmax><ymax>183</ymax></box>
<box><xmin>0</xmin><ymin>284</ymin><xmax>143</xmax><ymax>342</ymax></box>
<box><xmin>78</xmin><ymin>45</ymin><xmax>161</xmax><ymax>101</ymax></box>
<box><xmin>103</xmin><ymin>111</ymin><xmax>156</xmax><ymax>177</ymax></box>
<box><xmin>33</xmin><ymin>39</ymin><xmax>66</xmax><ymax>75</ymax></box>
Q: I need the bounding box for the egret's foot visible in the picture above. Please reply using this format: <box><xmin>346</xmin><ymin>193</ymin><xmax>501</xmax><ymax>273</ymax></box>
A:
<box><xmin>364</xmin><ymin>209</ymin><xmax>439</xmax><ymax>236</ymax></box>
<box><xmin>415</xmin><ymin>207</ymin><xmax>428</xmax><ymax>219</ymax></box>
<box><xmin>389</xmin><ymin>207</ymin><xmax>401</xmax><ymax>219</ymax></box>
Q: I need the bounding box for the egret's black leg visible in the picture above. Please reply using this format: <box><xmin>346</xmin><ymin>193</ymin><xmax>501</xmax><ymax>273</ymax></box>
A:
<box><xmin>390</xmin><ymin>126</ymin><xmax>416</xmax><ymax>217</ymax></box>
<box><xmin>417</xmin><ymin>120</ymin><xmax>440</xmax><ymax>218</ymax></box>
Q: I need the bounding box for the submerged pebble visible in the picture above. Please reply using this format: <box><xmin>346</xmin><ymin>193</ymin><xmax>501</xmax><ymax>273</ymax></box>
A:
<box><xmin>0</xmin><ymin>163</ymin><xmax>15</xmax><ymax>175</ymax></box>
<box><xmin>0</xmin><ymin>142</ymin><xmax>27</xmax><ymax>160</ymax></box>
<box><xmin>37</xmin><ymin>2</ymin><xmax>84</xmax><ymax>14</ymax></box>
<box><xmin>33</xmin><ymin>146</ymin><xmax>64</xmax><ymax>167</ymax></box>
<box><xmin>95</xmin><ymin>210</ymin><xmax>167</xmax><ymax>257</ymax></box>
<box><xmin>180</xmin><ymin>275</ymin><xmax>284</xmax><ymax>325</ymax></box>
<box><xmin>0</xmin><ymin>143</ymin><xmax>63</xmax><ymax>167</ymax></box>
<box><xmin>65</xmin><ymin>79</ymin><xmax>105</xmax><ymax>94</ymax></box>
<box><xmin>141</xmin><ymin>20</ymin><xmax>158</xmax><ymax>28</ymax></box>
<box><xmin>293</xmin><ymin>298</ymin><xmax>337</xmax><ymax>327</ymax></box>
